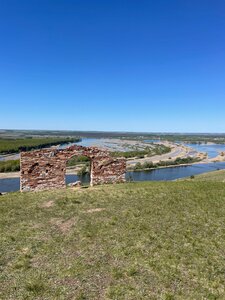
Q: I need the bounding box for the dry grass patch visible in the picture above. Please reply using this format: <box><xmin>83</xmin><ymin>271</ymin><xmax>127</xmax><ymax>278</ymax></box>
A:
<box><xmin>85</xmin><ymin>208</ymin><xmax>106</xmax><ymax>213</ymax></box>
<box><xmin>50</xmin><ymin>217</ymin><xmax>77</xmax><ymax>234</ymax></box>
<box><xmin>40</xmin><ymin>199</ymin><xmax>55</xmax><ymax>208</ymax></box>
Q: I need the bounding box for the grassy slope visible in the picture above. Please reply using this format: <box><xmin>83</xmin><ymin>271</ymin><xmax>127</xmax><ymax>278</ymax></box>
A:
<box><xmin>187</xmin><ymin>169</ymin><xmax>225</xmax><ymax>182</ymax></box>
<box><xmin>1</xmin><ymin>182</ymin><xmax>225</xmax><ymax>299</ymax></box>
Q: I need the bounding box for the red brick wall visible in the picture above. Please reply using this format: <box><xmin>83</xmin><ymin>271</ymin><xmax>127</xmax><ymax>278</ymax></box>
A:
<box><xmin>20</xmin><ymin>146</ymin><xmax>126</xmax><ymax>191</ymax></box>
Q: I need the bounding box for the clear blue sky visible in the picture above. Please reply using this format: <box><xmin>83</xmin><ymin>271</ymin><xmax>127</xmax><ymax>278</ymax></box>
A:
<box><xmin>0</xmin><ymin>0</ymin><xmax>225</xmax><ymax>133</ymax></box>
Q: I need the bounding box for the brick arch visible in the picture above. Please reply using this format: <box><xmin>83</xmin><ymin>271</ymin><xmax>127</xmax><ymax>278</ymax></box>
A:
<box><xmin>20</xmin><ymin>145</ymin><xmax>126</xmax><ymax>192</ymax></box>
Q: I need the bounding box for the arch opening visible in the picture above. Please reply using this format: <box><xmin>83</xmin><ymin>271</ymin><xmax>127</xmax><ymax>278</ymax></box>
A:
<box><xmin>20</xmin><ymin>145</ymin><xmax>126</xmax><ymax>192</ymax></box>
<box><xmin>66</xmin><ymin>155</ymin><xmax>91</xmax><ymax>186</ymax></box>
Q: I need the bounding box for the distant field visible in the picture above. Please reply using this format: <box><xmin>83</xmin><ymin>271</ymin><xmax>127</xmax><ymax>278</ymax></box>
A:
<box><xmin>1</xmin><ymin>181</ymin><xmax>225</xmax><ymax>299</ymax></box>
<box><xmin>0</xmin><ymin>137</ymin><xmax>80</xmax><ymax>154</ymax></box>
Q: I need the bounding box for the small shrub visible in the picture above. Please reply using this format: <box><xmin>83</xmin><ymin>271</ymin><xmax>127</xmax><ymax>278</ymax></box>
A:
<box><xmin>25</xmin><ymin>276</ymin><xmax>46</xmax><ymax>295</ymax></box>
<box><xmin>77</xmin><ymin>166</ymin><xmax>88</xmax><ymax>176</ymax></box>
<box><xmin>134</xmin><ymin>162</ymin><xmax>142</xmax><ymax>170</ymax></box>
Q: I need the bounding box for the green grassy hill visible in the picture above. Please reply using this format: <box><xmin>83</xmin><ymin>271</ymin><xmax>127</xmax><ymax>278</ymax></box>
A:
<box><xmin>186</xmin><ymin>169</ymin><xmax>225</xmax><ymax>182</ymax></box>
<box><xmin>1</xmin><ymin>181</ymin><xmax>225</xmax><ymax>299</ymax></box>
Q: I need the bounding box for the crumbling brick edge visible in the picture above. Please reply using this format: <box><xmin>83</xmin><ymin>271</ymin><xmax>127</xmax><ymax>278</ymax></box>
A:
<box><xmin>20</xmin><ymin>145</ymin><xmax>126</xmax><ymax>192</ymax></box>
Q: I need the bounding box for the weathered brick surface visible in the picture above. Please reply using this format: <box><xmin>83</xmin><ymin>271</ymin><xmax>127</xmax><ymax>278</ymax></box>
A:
<box><xmin>20</xmin><ymin>145</ymin><xmax>126</xmax><ymax>192</ymax></box>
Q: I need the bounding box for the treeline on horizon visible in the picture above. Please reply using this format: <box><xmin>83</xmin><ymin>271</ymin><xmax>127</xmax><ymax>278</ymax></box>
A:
<box><xmin>1</xmin><ymin>129</ymin><xmax>225</xmax><ymax>141</ymax></box>
<box><xmin>152</xmin><ymin>135</ymin><xmax>225</xmax><ymax>144</ymax></box>
<box><xmin>0</xmin><ymin>137</ymin><xmax>81</xmax><ymax>154</ymax></box>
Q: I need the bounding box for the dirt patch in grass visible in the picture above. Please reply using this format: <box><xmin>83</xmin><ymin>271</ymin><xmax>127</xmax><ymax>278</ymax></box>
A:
<box><xmin>50</xmin><ymin>217</ymin><xmax>76</xmax><ymax>234</ymax></box>
<box><xmin>56</xmin><ymin>277</ymin><xmax>80</xmax><ymax>289</ymax></box>
<box><xmin>85</xmin><ymin>208</ymin><xmax>106</xmax><ymax>213</ymax></box>
<box><xmin>41</xmin><ymin>200</ymin><xmax>55</xmax><ymax>208</ymax></box>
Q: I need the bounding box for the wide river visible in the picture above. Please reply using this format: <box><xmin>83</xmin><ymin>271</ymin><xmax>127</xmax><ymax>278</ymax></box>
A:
<box><xmin>184</xmin><ymin>143</ymin><xmax>225</xmax><ymax>159</ymax></box>
<box><xmin>1</xmin><ymin>162</ymin><xmax>225</xmax><ymax>193</ymax></box>
<box><xmin>1</xmin><ymin>139</ymin><xmax>225</xmax><ymax>193</ymax></box>
<box><xmin>145</xmin><ymin>140</ymin><xmax>225</xmax><ymax>159</ymax></box>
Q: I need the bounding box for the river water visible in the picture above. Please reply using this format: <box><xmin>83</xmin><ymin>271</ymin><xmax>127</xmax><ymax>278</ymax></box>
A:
<box><xmin>1</xmin><ymin>162</ymin><xmax>225</xmax><ymax>193</ymax></box>
<box><xmin>59</xmin><ymin>138</ymin><xmax>131</xmax><ymax>152</ymax></box>
<box><xmin>144</xmin><ymin>140</ymin><xmax>225</xmax><ymax>159</ymax></box>
<box><xmin>1</xmin><ymin>139</ymin><xmax>225</xmax><ymax>193</ymax></box>
<box><xmin>184</xmin><ymin>143</ymin><xmax>225</xmax><ymax>159</ymax></box>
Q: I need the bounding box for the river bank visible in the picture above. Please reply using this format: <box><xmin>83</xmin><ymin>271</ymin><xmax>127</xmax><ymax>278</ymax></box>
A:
<box><xmin>2</xmin><ymin>161</ymin><xmax>225</xmax><ymax>193</ymax></box>
<box><xmin>1</xmin><ymin>157</ymin><xmax>225</xmax><ymax>180</ymax></box>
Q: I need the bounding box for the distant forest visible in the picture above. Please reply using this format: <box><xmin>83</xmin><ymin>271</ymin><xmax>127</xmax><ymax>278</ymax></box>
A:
<box><xmin>1</xmin><ymin>129</ymin><xmax>225</xmax><ymax>143</ymax></box>
<box><xmin>0</xmin><ymin>137</ymin><xmax>80</xmax><ymax>154</ymax></box>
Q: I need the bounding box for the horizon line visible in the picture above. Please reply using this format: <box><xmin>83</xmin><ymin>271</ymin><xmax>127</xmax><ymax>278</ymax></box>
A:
<box><xmin>1</xmin><ymin>129</ymin><xmax>225</xmax><ymax>135</ymax></box>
